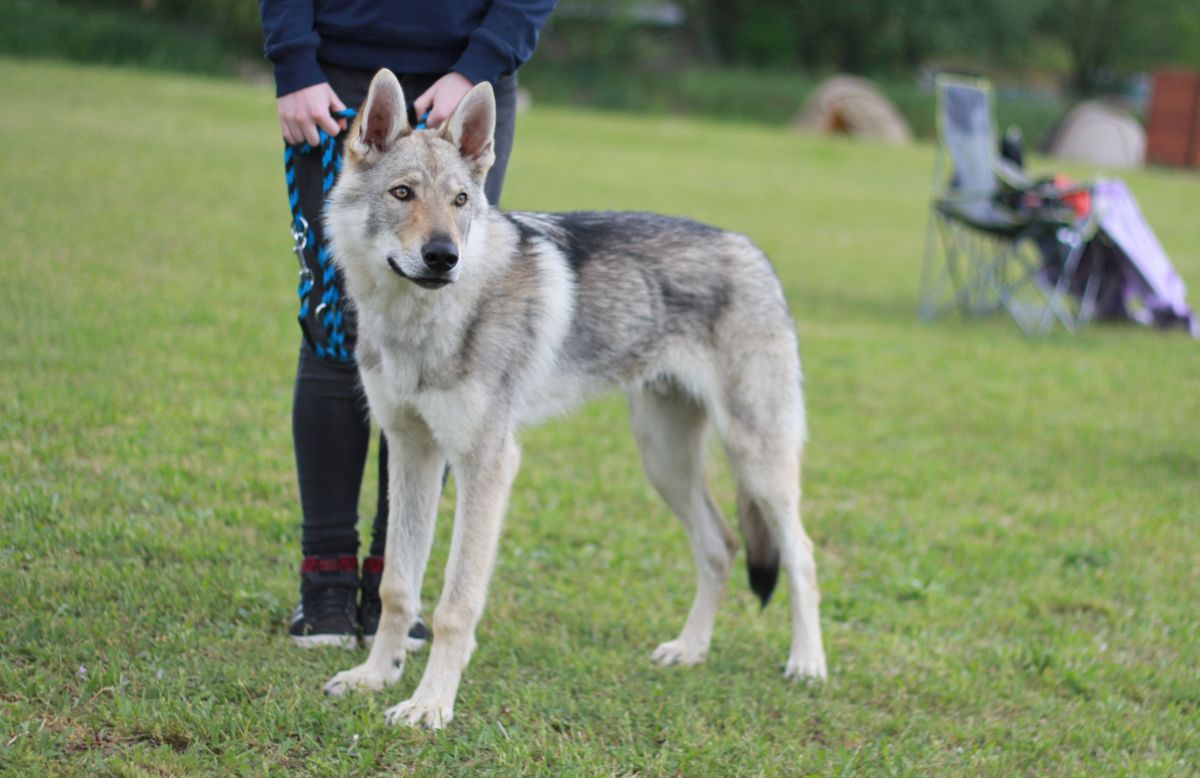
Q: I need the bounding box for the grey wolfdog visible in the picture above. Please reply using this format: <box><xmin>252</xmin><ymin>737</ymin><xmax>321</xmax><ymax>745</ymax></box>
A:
<box><xmin>322</xmin><ymin>69</ymin><xmax>826</xmax><ymax>729</ymax></box>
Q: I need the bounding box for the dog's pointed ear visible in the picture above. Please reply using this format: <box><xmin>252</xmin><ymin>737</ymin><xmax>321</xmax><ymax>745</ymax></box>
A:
<box><xmin>442</xmin><ymin>81</ymin><xmax>496</xmax><ymax>182</ymax></box>
<box><xmin>348</xmin><ymin>69</ymin><xmax>410</xmax><ymax>162</ymax></box>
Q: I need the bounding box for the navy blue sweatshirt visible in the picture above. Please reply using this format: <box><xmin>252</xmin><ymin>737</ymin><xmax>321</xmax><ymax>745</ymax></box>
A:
<box><xmin>259</xmin><ymin>1</ymin><xmax>557</xmax><ymax>96</ymax></box>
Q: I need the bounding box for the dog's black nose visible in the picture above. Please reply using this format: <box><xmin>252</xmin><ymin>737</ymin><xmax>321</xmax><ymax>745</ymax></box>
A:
<box><xmin>421</xmin><ymin>241</ymin><xmax>458</xmax><ymax>273</ymax></box>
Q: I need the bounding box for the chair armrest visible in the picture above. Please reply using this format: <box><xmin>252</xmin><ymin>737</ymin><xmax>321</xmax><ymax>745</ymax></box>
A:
<box><xmin>994</xmin><ymin>158</ymin><xmax>1033</xmax><ymax>191</ymax></box>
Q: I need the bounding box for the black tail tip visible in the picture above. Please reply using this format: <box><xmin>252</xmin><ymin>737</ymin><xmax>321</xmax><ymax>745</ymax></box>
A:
<box><xmin>748</xmin><ymin>561</ymin><xmax>779</xmax><ymax>608</ymax></box>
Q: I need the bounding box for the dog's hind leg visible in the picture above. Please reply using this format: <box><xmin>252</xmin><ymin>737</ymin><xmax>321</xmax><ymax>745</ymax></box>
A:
<box><xmin>631</xmin><ymin>384</ymin><xmax>739</xmax><ymax>667</ymax></box>
<box><xmin>324</xmin><ymin>413</ymin><xmax>444</xmax><ymax>698</ymax></box>
<box><xmin>384</xmin><ymin>424</ymin><xmax>521</xmax><ymax>729</ymax></box>
<box><xmin>736</xmin><ymin>462</ymin><xmax>826</xmax><ymax>680</ymax></box>
<box><xmin>717</xmin><ymin>356</ymin><xmax>826</xmax><ymax>680</ymax></box>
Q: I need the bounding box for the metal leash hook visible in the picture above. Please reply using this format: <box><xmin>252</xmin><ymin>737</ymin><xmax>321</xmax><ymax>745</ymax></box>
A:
<box><xmin>290</xmin><ymin>215</ymin><xmax>309</xmax><ymax>260</ymax></box>
<box><xmin>290</xmin><ymin>215</ymin><xmax>312</xmax><ymax>283</ymax></box>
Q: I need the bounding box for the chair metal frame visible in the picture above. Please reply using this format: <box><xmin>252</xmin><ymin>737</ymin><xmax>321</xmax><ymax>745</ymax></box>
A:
<box><xmin>920</xmin><ymin>75</ymin><xmax>1102</xmax><ymax>336</ymax></box>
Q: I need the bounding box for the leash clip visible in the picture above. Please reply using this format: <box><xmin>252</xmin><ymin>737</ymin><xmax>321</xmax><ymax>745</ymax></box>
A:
<box><xmin>290</xmin><ymin>215</ymin><xmax>309</xmax><ymax>265</ymax></box>
<box><xmin>291</xmin><ymin>216</ymin><xmax>313</xmax><ymax>285</ymax></box>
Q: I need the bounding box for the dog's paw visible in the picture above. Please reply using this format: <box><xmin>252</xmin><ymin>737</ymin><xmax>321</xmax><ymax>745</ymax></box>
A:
<box><xmin>384</xmin><ymin>696</ymin><xmax>454</xmax><ymax>730</ymax></box>
<box><xmin>651</xmin><ymin>639</ymin><xmax>708</xmax><ymax>667</ymax></box>
<box><xmin>323</xmin><ymin>661</ymin><xmax>403</xmax><ymax>698</ymax></box>
<box><xmin>783</xmin><ymin>652</ymin><xmax>827</xmax><ymax>681</ymax></box>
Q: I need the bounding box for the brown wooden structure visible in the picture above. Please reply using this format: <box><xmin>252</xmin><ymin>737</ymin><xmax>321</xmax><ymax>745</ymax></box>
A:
<box><xmin>1146</xmin><ymin>70</ymin><xmax>1200</xmax><ymax>169</ymax></box>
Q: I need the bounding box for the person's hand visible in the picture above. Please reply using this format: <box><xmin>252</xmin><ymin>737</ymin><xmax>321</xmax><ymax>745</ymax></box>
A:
<box><xmin>413</xmin><ymin>72</ymin><xmax>475</xmax><ymax>129</ymax></box>
<box><xmin>277</xmin><ymin>82</ymin><xmax>347</xmax><ymax>146</ymax></box>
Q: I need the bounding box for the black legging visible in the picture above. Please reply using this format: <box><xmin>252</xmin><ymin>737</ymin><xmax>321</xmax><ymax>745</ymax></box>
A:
<box><xmin>291</xmin><ymin>63</ymin><xmax>518</xmax><ymax>558</ymax></box>
<box><xmin>293</xmin><ymin>347</ymin><xmax>389</xmax><ymax>557</ymax></box>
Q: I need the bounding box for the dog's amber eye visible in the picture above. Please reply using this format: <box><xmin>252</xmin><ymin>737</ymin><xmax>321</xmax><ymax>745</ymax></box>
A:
<box><xmin>390</xmin><ymin>185</ymin><xmax>411</xmax><ymax>201</ymax></box>
<box><xmin>455</xmin><ymin>192</ymin><xmax>468</xmax><ymax>207</ymax></box>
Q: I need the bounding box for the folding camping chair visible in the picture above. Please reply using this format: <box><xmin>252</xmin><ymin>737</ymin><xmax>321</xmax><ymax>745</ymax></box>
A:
<box><xmin>920</xmin><ymin>75</ymin><xmax>1103</xmax><ymax>336</ymax></box>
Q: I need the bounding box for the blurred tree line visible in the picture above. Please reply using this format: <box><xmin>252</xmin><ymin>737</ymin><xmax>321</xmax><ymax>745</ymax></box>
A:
<box><xmin>67</xmin><ymin>0</ymin><xmax>263</xmax><ymax>52</ymax></box>
<box><xmin>37</xmin><ymin>0</ymin><xmax>1200</xmax><ymax>94</ymax></box>
<box><xmin>682</xmin><ymin>0</ymin><xmax>1199</xmax><ymax>92</ymax></box>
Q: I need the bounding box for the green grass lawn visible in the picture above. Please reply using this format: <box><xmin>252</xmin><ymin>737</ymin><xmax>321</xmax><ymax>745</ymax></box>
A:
<box><xmin>2</xmin><ymin>58</ymin><xmax>1198</xmax><ymax>775</ymax></box>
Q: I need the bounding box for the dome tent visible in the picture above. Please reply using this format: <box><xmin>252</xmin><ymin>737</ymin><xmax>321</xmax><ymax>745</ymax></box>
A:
<box><xmin>792</xmin><ymin>76</ymin><xmax>912</xmax><ymax>145</ymax></box>
<box><xmin>1045</xmin><ymin>101</ymin><xmax>1146</xmax><ymax>169</ymax></box>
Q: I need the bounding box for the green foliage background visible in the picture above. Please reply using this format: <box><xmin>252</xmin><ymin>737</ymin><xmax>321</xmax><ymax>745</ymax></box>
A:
<box><xmin>11</xmin><ymin>0</ymin><xmax>1188</xmax><ymax>146</ymax></box>
<box><xmin>37</xmin><ymin>0</ymin><xmax>1200</xmax><ymax>84</ymax></box>
<box><xmin>6</xmin><ymin>0</ymin><xmax>1200</xmax><ymax>97</ymax></box>
<box><xmin>689</xmin><ymin>0</ymin><xmax>1199</xmax><ymax>82</ymax></box>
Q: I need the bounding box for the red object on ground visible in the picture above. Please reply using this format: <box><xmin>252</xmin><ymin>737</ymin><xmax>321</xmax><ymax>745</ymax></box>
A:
<box><xmin>1146</xmin><ymin>70</ymin><xmax>1200</xmax><ymax>169</ymax></box>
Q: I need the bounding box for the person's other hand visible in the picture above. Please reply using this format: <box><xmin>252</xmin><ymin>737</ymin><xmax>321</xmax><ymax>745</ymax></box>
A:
<box><xmin>413</xmin><ymin>72</ymin><xmax>475</xmax><ymax>129</ymax></box>
<box><xmin>277</xmin><ymin>82</ymin><xmax>347</xmax><ymax>146</ymax></box>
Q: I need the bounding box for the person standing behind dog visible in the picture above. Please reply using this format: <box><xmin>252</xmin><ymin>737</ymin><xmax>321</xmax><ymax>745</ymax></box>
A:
<box><xmin>259</xmin><ymin>0</ymin><xmax>557</xmax><ymax>649</ymax></box>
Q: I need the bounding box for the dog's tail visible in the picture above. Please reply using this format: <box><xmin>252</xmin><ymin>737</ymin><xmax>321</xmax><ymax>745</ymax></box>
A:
<box><xmin>736</xmin><ymin>487</ymin><xmax>779</xmax><ymax>608</ymax></box>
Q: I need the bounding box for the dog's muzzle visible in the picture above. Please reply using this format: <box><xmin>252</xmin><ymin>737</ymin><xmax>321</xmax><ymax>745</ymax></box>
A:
<box><xmin>387</xmin><ymin>256</ymin><xmax>453</xmax><ymax>289</ymax></box>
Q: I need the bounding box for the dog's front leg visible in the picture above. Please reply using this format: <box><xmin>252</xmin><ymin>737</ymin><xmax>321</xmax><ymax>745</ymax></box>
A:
<box><xmin>324</xmin><ymin>414</ymin><xmax>443</xmax><ymax>698</ymax></box>
<box><xmin>385</xmin><ymin>426</ymin><xmax>520</xmax><ymax>729</ymax></box>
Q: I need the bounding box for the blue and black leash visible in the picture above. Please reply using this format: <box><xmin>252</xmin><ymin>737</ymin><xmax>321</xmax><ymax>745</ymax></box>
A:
<box><xmin>281</xmin><ymin>108</ymin><xmax>431</xmax><ymax>363</ymax></box>
<box><xmin>282</xmin><ymin>107</ymin><xmax>357</xmax><ymax>362</ymax></box>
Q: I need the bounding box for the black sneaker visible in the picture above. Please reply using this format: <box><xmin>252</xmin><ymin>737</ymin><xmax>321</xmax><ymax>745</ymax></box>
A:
<box><xmin>289</xmin><ymin>555</ymin><xmax>360</xmax><ymax>649</ymax></box>
<box><xmin>361</xmin><ymin>555</ymin><xmax>430</xmax><ymax>651</ymax></box>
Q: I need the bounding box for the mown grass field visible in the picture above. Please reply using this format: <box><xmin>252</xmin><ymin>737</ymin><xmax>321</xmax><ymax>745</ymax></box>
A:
<box><xmin>2</xmin><ymin>59</ymin><xmax>1198</xmax><ymax>775</ymax></box>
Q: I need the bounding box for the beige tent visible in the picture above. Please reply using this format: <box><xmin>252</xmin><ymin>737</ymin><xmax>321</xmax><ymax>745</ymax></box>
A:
<box><xmin>1046</xmin><ymin>101</ymin><xmax>1146</xmax><ymax>169</ymax></box>
<box><xmin>792</xmin><ymin>75</ymin><xmax>912</xmax><ymax>144</ymax></box>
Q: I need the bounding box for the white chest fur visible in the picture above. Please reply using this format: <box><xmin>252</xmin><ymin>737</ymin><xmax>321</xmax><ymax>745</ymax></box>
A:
<box><xmin>354</xmin><ymin>234</ymin><xmax>580</xmax><ymax>457</ymax></box>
